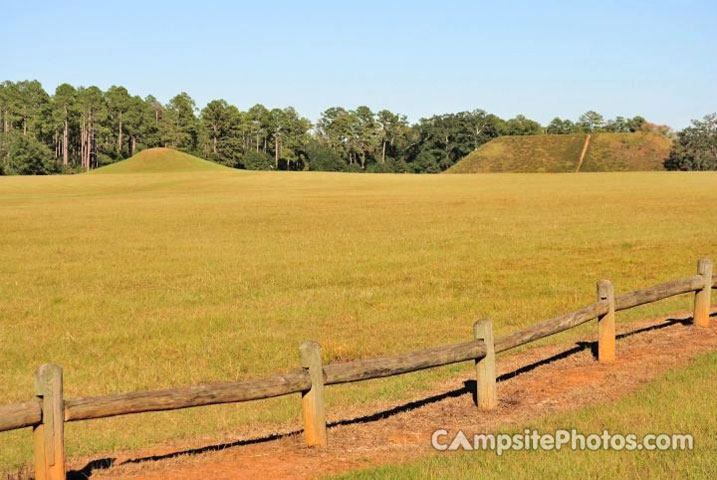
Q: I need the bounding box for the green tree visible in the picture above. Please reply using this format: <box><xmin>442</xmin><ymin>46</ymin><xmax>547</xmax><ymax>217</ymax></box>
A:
<box><xmin>578</xmin><ymin>111</ymin><xmax>605</xmax><ymax>132</ymax></box>
<box><xmin>124</xmin><ymin>95</ymin><xmax>158</xmax><ymax>156</ymax></box>
<box><xmin>546</xmin><ymin>117</ymin><xmax>576</xmax><ymax>134</ymax></box>
<box><xmin>376</xmin><ymin>110</ymin><xmax>409</xmax><ymax>164</ymax></box>
<box><xmin>163</xmin><ymin>92</ymin><xmax>199</xmax><ymax>152</ymax></box>
<box><xmin>410</xmin><ymin>110</ymin><xmax>502</xmax><ymax>172</ymax></box>
<box><xmin>0</xmin><ymin>81</ymin><xmax>19</xmax><ymax>134</ymax></box>
<box><xmin>412</xmin><ymin>150</ymin><xmax>440</xmax><ymax>173</ymax></box>
<box><xmin>201</xmin><ymin>99</ymin><xmax>234</xmax><ymax>160</ymax></box>
<box><xmin>15</xmin><ymin>80</ymin><xmax>50</xmax><ymax>138</ymax></box>
<box><xmin>504</xmin><ymin>114</ymin><xmax>543</xmax><ymax>135</ymax></box>
<box><xmin>268</xmin><ymin>108</ymin><xmax>287</xmax><ymax>169</ymax></box>
<box><xmin>353</xmin><ymin>106</ymin><xmax>380</xmax><ymax>169</ymax></box>
<box><xmin>317</xmin><ymin>107</ymin><xmax>354</xmax><ymax>166</ymax></box>
<box><xmin>247</xmin><ymin>104</ymin><xmax>270</xmax><ymax>153</ymax></box>
<box><xmin>75</xmin><ymin>86</ymin><xmax>106</xmax><ymax>170</ymax></box>
<box><xmin>240</xmin><ymin>150</ymin><xmax>274</xmax><ymax>170</ymax></box>
<box><xmin>1</xmin><ymin>132</ymin><xmax>57</xmax><ymax>175</ymax></box>
<box><xmin>52</xmin><ymin>84</ymin><xmax>76</xmax><ymax>167</ymax></box>
<box><xmin>144</xmin><ymin>95</ymin><xmax>164</xmax><ymax>144</ymax></box>
<box><xmin>664</xmin><ymin>114</ymin><xmax>717</xmax><ymax>170</ymax></box>
<box><xmin>274</xmin><ymin>107</ymin><xmax>311</xmax><ymax>170</ymax></box>
<box><xmin>305</xmin><ymin>139</ymin><xmax>346</xmax><ymax>171</ymax></box>
<box><xmin>200</xmin><ymin>101</ymin><xmax>244</xmax><ymax>166</ymax></box>
<box><xmin>106</xmin><ymin>86</ymin><xmax>132</xmax><ymax>157</ymax></box>
<box><xmin>626</xmin><ymin>115</ymin><xmax>646</xmax><ymax>132</ymax></box>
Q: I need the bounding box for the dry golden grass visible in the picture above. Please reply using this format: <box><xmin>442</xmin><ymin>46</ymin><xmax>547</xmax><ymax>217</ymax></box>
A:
<box><xmin>0</xmin><ymin>159</ymin><xmax>715</xmax><ymax>470</ymax></box>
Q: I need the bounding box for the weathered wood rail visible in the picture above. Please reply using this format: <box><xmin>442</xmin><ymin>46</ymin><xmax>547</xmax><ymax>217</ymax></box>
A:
<box><xmin>0</xmin><ymin>258</ymin><xmax>714</xmax><ymax>480</ymax></box>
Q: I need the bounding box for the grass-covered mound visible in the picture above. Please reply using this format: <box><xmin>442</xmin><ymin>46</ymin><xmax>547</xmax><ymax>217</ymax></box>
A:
<box><xmin>448</xmin><ymin>134</ymin><xmax>587</xmax><ymax>173</ymax></box>
<box><xmin>91</xmin><ymin>147</ymin><xmax>230</xmax><ymax>174</ymax></box>
<box><xmin>581</xmin><ymin>132</ymin><xmax>671</xmax><ymax>171</ymax></box>
<box><xmin>448</xmin><ymin>132</ymin><xmax>671</xmax><ymax>173</ymax></box>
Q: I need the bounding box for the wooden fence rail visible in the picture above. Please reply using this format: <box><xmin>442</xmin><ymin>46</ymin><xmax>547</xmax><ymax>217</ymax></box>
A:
<box><xmin>0</xmin><ymin>258</ymin><xmax>714</xmax><ymax>480</ymax></box>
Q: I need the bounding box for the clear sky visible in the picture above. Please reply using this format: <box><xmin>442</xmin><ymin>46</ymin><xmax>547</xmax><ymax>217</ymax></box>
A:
<box><xmin>3</xmin><ymin>0</ymin><xmax>715</xmax><ymax>129</ymax></box>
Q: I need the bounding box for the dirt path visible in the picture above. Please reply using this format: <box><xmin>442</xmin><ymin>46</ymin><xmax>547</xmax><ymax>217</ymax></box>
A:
<box><xmin>575</xmin><ymin>133</ymin><xmax>591</xmax><ymax>172</ymax></box>
<box><xmin>68</xmin><ymin>312</ymin><xmax>716</xmax><ymax>480</ymax></box>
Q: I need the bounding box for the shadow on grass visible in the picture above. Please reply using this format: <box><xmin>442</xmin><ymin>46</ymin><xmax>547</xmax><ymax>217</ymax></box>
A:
<box><xmin>67</xmin><ymin>312</ymin><xmax>708</xmax><ymax>478</ymax></box>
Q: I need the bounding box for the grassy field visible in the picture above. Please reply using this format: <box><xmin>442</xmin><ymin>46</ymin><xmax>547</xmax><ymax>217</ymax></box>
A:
<box><xmin>448</xmin><ymin>132</ymin><xmax>670</xmax><ymax>173</ymax></box>
<box><xmin>1</xmin><ymin>150</ymin><xmax>716</xmax><ymax>470</ymax></box>
<box><xmin>333</xmin><ymin>351</ymin><xmax>717</xmax><ymax>479</ymax></box>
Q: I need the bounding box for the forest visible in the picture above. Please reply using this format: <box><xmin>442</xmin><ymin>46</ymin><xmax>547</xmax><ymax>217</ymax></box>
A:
<box><xmin>0</xmin><ymin>80</ymin><xmax>712</xmax><ymax>175</ymax></box>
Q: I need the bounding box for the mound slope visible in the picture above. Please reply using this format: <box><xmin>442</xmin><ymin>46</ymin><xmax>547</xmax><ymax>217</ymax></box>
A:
<box><xmin>448</xmin><ymin>132</ymin><xmax>671</xmax><ymax>173</ymax></box>
<box><xmin>91</xmin><ymin>148</ymin><xmax>229</xmax><ymax>174</ymax></box>
<box><xmin>581</xmin><ymin>132</ymin><xmax>672</xmax><ymax>171</ymax></box>
<box><xmin>449</xmin><ymin>134</ymin><xmax>586</xmax><ymax>173</ymax></box>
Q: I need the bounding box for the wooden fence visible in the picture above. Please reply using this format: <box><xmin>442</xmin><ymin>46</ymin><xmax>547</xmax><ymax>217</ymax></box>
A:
<box><xmin>1</xmin><ymin>258</ymin><xmax>714</xmax><ymax>480</ymax></box>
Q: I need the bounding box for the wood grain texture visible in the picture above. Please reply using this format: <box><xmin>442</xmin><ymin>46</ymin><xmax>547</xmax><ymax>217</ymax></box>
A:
<box><xmin>33</xmin><ymin>364</ymin><xmax>65</xmax><ymax>480</ymax></box>
<box><xmin>597</xmin><ymin>280</ymin><xmax>616</xmax><ymax>363</ymax></box>
<box><xmin>64</xmin><ymin>371</ymin><xmax>311</xmax><ymax>422</ymax></box>
<box><xmin>0</xmin><ymin>400</ymin><xmax>41</xmax><ymax>432</ymax></box>
<box><xmin>614</xmin><ymin>275</ymin><xmax>705</xmax><ymax>312</ymax></box>
<box><xmin>495</xmin><ymin>300</ymin><xmax>609</xmax><ymax>353</ymax></box>
<box><xmin>693</xmin><ymin>258</ymin><xmax>713</xmax><ymax>327</ymax></box>
<box><xmin>474</xmin><ymin>319</ymin><xmax>497</xmax><ymax>410</ymax></box>
<box><xmin>323</xmin><ymin>339</ymin><xmax>486</xmax><ymax>385</ymax></box>
<box><xmin>299</xmin><ymin>342</ymin><xmax>327</xmax><ymax>447</ymax></box>
<box><xmin>494</xmin><ymin>276</ymin><xmax>705</xmax><ymax>355</ymax></box>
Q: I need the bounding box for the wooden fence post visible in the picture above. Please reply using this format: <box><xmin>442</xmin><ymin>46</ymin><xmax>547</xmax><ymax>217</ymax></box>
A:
<box><xmin>33</xmin><ymin>364</ymin><xmax>65</xmax><ymax>480</ymax></box>
<box><xmin>597</xmin><ymin>280</ymin><xmax>616</xmax><ymax>363</ymax></box>
<box><xmin>694</xmin><ymin>258</ymin><xmax>713</xmax><ymax>327</ymax></box>
<box><xmin>473</xmin><ymin>319</ymin><xmax>497</xmax><ymax>410</ymax></box>
<box><xmin>299</xmin><ymin>342</ymin><xmax>327</xmax><ymax>447</ymax></box>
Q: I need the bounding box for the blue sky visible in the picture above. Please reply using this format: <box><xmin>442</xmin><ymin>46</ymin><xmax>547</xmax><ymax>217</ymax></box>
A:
<box><xmin>3</xmin><ymin>0</ymin><xmax>715</xmax><ymax>128</ymax></box>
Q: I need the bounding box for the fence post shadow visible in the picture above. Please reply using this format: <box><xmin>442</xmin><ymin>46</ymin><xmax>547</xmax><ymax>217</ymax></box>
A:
<box><xmin>23</xmin><ymin>306</ymin><xmax>711</xmax><ymax>480</ymax></box>
<box><xmin>63</xmin><ymin>313</ymin><xmax>702</xmax><ymax>478</ymax></box>
<box><xmin>66</xmin><ymin>458</ymin><xmax>115</xmax><ymax>480</ymax></box>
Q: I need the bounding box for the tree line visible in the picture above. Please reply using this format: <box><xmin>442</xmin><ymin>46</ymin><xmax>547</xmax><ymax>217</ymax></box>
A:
<box><xmin>0</xmin><ymin>80</ymin><xmax>713</xmax><ymax>174</ymax></box>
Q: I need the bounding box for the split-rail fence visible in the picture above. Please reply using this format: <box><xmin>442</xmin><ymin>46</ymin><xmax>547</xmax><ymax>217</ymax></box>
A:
<box><xmin>1</xmin><ymin>258</ymin><xmax>714</xmax><ymax>480</ymax></box>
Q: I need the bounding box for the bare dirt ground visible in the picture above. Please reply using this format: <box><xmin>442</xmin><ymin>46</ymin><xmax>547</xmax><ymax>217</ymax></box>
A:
<box><xmin>575</xmin><ymin>133</ymin><xmax>591</xmax><ymax>172</ymax></box>
<box><xmin>63</xmin><ymin>311</ymin><xmax>716</xmax><ymax>480</ymax></box>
